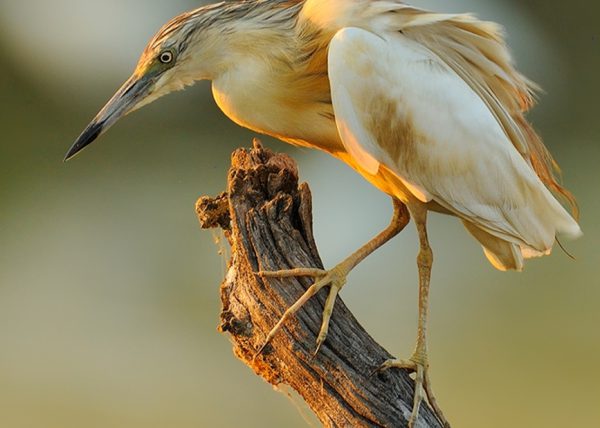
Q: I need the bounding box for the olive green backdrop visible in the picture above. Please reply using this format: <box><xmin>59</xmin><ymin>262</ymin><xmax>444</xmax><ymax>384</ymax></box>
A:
<box><xmin>1</xmin><ymin>1</ymin><xmax>598</xmax><ymax>427</ymax></box>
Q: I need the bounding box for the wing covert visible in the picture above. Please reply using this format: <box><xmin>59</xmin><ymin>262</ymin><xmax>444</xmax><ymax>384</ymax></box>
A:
<box><xmin>327</xmin><ymin>27</ymin><xmax>580</xmax><ymax>251</ymax></box>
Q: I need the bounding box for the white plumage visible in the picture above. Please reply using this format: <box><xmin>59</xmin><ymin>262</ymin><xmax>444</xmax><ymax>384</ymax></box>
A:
<box><xmin>285</xmin><ymin>0</ymin><xmax>583</xmax><ymax>275</ymax></box>
<box><xmin>328</xmin><ymin>26</ymin><xmax>581</xmax><ymax>271</ymax></box>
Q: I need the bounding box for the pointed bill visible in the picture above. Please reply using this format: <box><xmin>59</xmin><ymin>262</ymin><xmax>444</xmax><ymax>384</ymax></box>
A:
<box><xmin>64</xmin><ymin>74</ymin><xmax>154</xmax><ymax>161</ymax></box>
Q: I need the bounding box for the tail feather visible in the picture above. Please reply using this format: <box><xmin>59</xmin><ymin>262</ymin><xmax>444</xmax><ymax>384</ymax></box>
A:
<box><xmin>518</xmin><ymin>182</ymin><xmax>583</xmax><ymax>250</ymax></box>
<box><xmin>463</xmin><ymin>220</ymin><xmax>523</xmax><ymax>271</ymax></box>
<box><xmin>463</xmin><ymin>192</ymin><xmax>582</xmax><ymax>271</ymax></box>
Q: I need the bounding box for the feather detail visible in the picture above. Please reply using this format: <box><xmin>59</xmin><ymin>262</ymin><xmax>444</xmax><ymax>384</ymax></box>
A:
<box><xmin>327</xmin><ymin>26</ymin><xmax>581</xmax><ymax>270</ymax></box>
<box><xmin>388</xmin><ymin>6</ymin><xmax>579</xmax><ymax>218</ymax></box>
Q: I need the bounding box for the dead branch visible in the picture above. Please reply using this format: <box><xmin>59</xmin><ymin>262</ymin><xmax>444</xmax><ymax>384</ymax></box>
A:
<box><xmin>196</xmin><ymin>140</ymin><xmax>442</xmax><ymax>428</ymax></box>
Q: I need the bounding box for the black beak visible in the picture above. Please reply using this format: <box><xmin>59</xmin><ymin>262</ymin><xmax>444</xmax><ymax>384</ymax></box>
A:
<box><xmin>64</xmin><ymin>121</ymin><xmax>105</xmax><ymax>161</ymax></box>
<box><xmin>64</xmin><ymin>74</ymin><xmax>153</xmax><ymax>161</ymax></box>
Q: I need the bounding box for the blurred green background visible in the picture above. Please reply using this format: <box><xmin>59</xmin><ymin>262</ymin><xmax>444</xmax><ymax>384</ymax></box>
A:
<box><xmin>0</xmin><ymin>1</ymin><xmax>598</xmax><ymax>427</ymax></box>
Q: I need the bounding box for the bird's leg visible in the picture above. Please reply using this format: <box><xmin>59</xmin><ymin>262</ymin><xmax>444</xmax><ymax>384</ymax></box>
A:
<box><xmin>257</xmin><ymin>199</ymin><xmax>410</xmax><ymax>356</ymax></box>
<box><xmin>378</xmin><ymin>206</ymin><xmax>449</xmax><ymax>428</ymax></box>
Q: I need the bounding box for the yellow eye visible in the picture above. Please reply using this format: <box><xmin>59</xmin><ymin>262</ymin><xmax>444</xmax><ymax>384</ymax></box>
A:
<box><xmin>159</xmin><ymin>50</ymin><xmax>174</xmax><ymax>64</ymax></box>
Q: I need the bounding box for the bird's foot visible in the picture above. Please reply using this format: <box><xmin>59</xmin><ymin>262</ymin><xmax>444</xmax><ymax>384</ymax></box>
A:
<box><xmin>255</xmin><ymin>263</ymin><xmax>350</xmax><ymax>356</ymax></box>
<box><xmin>378</xmin><ymin>355</ymin><xmax>450</xmax><ymax>428</ymax></box>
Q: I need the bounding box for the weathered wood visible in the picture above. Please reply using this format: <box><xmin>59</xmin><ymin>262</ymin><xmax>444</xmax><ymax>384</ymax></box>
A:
<box><xmin>196</xmin><ymin>140</ymin><xmax>442</xmax><ymax>428</ymax></box>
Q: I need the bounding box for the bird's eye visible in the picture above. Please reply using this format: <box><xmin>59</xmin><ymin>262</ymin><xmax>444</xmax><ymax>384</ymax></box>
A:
<box><xmin>159</xmin><ymin>50</ymin><xmax>174</xmax><ymax>64</ymax></box>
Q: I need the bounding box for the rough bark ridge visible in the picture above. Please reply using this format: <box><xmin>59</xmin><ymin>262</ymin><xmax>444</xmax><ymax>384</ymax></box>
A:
<box><xmin>196</xmin><ymin>140</ymin><xmax>442</xmax><ymax>428</ymax></box>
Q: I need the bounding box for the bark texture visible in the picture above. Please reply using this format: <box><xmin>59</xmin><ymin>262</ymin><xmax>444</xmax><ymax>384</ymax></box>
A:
<box><xmin>196</xmin><ymin>140</ymin><xmax>442</xmax><ymax>428</ymax></box>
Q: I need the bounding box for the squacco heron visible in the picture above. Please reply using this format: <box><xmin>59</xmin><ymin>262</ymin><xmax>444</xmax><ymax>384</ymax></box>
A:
<box><xmin>66</xmin><ymin>1</ymin><xmax>582</xmax><ymax>426</ymax></box>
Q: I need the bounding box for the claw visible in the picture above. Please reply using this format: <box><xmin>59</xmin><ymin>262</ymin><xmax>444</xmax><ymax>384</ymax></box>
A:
<box><xmin>313</xmin><ymin>280</ymin><xmax>342</xmax><ymax>355</ymax></box>
<box><xmin>378</xmin><ymin>357</ymin><xmax>449</xmax><ymax>428</ymax></box>
<box><xmin>378</xmin><ymin>358</ymin><xmax>417</xmax><ymax>373</ymax></box>
<box><xmin>253</xmin><ymin>200</ymin><xmax>408</xmax><ymax>360</ymax></box>
<box><xmin>254</xmin><ymin>264</ymin><xmax>349</xmax><ymax>359</ymax></box>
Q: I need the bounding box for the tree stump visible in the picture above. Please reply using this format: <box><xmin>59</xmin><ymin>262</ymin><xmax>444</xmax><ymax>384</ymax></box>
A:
<box><xmin>196</xmin><ymin>140</ymin><xmax>442</xmax><ymax>428</ymax></box>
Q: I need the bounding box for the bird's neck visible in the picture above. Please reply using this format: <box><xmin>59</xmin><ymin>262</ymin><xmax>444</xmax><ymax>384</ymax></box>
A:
<box><xmin>207</xmin><ymin>4</ymin><xmax>343</xmax><ymax>153</ymax></box>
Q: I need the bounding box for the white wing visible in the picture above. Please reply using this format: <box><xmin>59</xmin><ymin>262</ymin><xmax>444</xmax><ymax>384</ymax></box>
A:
<box><xmin>328</xmin><ymin>27</ymin><xmax>581</xmax><ymax>256</ymax></box>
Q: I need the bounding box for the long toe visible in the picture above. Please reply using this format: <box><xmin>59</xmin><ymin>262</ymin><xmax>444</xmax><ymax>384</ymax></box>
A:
<box><xmin>313</xmin><ymin>276</ymin><xmax>345</xmax><ymax>355</ymax></box>
<box><xmin>259</xmin><ymin>267</ymin><xmax>327</xmax><ymax>278</ymax></box>
<box><xmin>378</xmin><ymin>358</ymin><xmax>449</xmax><ymax>428</ymax></box>
<box><xmin>255</xmin><ymin>264</ymin><xmax>350</xmax><ymax>357</ymax></box>
<box><xmin>378</xmin><ymin>358</ymin><xmax>418</xmax><ymax>373</ymax></box>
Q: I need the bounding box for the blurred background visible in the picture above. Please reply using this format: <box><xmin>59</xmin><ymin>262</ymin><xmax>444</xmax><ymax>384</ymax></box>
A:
<box><xmin>0</xmin><ymin>0</ymin><xmax>598</xmax><ymax>427</ymax></box>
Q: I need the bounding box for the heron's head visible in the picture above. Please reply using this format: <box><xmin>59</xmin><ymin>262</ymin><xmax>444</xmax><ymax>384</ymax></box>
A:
<box><xmin>65</xmin><ymin>7</ymin><xmax>226</xmax><ymax>160</ymax></box>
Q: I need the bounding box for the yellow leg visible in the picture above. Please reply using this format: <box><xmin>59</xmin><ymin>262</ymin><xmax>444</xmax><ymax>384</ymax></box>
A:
<box><xmin>378</xmin><ymin>205</ymin><xmax>449</xmax><ymax>428</ymax></box>
<box><xmin>256</xmin><ymin>198</ymin><xmax>410</xmax><ymax>356</ymax></box>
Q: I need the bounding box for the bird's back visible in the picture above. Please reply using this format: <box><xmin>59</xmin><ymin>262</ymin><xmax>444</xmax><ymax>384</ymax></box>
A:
<box><xmin>207</xmin><ymin>0</ymin><xmax>580</xmax><ymax>270</ymax></box>
<box><xmin>299</xmin><ymin>0</ymin><xmax>581</xmax><ymax>268</ymax></box>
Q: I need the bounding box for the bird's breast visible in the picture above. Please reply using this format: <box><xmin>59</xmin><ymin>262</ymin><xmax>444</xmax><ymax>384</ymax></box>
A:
<box><xmin>211</xmin><ymin>64</ymin><xmax>342</xmax><ymax>153</ymax></box>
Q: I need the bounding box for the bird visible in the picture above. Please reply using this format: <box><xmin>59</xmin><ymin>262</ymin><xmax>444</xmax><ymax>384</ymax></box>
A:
<box><xmin>65</xmin><ymin>1</ymin><xmax>582</xmax><ymax>426</ymax></box>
